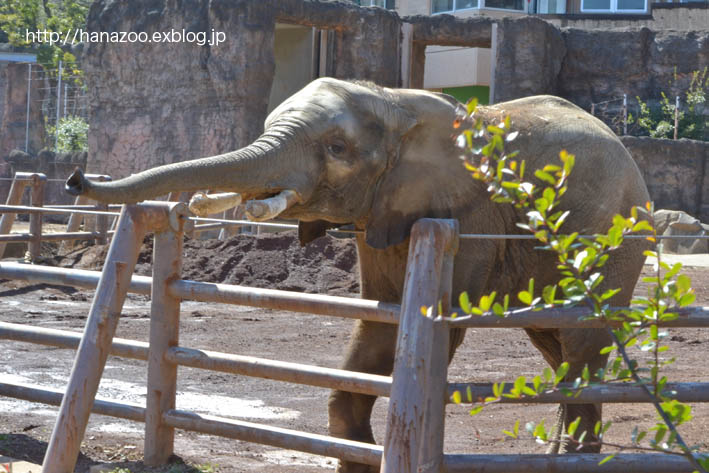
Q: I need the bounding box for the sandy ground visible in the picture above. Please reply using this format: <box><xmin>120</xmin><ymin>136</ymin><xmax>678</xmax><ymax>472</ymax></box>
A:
<box><xmin>1</xmin><ymin>233</ymin><xmax>708</xmax><ymax>472</ymax></box>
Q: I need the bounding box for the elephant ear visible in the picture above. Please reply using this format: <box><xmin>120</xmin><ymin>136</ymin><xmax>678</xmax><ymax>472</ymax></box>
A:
<box><xmin>298</xmin><ymin>220</ymin><xmax>337</xmax><ymax>246</ymax></box>
<box><xmin>365</xmin><ymin>91</ymin><xmax>466</xmax><ymax>250</ymax></box>
<box><xmin>365</xmin><ymin>178</ymin><xmax>427</xmax><ymax>249</ymax></box>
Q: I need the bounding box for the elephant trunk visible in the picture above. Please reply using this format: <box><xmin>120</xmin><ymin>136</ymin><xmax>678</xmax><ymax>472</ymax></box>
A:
<box><xmin>65</xmin><ymin>135</ymin><xmax>312</xmax><ymax>205</ymax></box>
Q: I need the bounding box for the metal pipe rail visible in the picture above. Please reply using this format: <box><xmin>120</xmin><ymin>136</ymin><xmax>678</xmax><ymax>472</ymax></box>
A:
<box><xmin>0</xmin><ymin>231</ymin><xmax>116</xmax><ymax>244</ymax></box>
<box><xmin>0</xmin><ymin>321</ymin><xmax>391</xmax><ymax>397</ymax></box>
<box><xmin>3</xmin><ymin>262</ymin><xmax>709</xmax><ymax>329</ymax></box>
<box><xmin>2</xmin><ymin>378</ymin><xmax>695</xmax><ymax>472</ymax></box>
<box><xmin>0</xmin><ymin>381</ymin><xmax>145</xmax><ymax>422</ymax></box>
<box><xmin>163</xmin><ymin>409</ymin><xmax>383</xmax><ymax>466</ymax></box>
<box><xmin>5</xmin><ymin>321</ymin><xmax>708</xmax><ymax>405</ymax></box>
<box><xmin>5</xmin><ymin>262</ymin><xmax>709</xmax><ymax>328</ymax></box>
<box><xmin>0</xmin><ymin>204</ymin><xmax>121</xmax><ymax>217</ymax></box>
<box><xmin>443</xmin><ymin>453</ymin><xmax>694</xmax><ymax>473</ymax></box>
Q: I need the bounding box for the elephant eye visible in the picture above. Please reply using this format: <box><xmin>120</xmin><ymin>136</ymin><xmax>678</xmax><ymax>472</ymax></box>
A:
<box><xmin>327</xmin><ymin>141</ymin><xmax>347</xmax><ymax>156</ymax></box>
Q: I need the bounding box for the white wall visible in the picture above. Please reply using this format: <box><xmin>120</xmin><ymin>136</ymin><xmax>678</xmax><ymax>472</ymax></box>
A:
<box><xmin>423</xmin><ymin>46</ymin><xmax>491</xmax><ymax>88</ymax></box>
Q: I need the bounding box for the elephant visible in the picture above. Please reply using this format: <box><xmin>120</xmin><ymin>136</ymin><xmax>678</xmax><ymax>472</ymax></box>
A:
<box><xmin>66</xmin><ymin>77</ymin><xmax>650</xmax><ymax>472</ymax></box>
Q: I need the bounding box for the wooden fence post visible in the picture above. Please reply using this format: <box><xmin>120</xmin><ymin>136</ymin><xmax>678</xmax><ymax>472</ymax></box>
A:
<box><xmin>0</xmin><ymin>175</ymin><xmax>29</xmax><ymax>258</ymax></box>
<box><xmin>381</xmin><ymin>218</ymin><xmax>459</xmax><ymax>473</ymax></box>
<box><xmin>63</xmin><ymin>174</ymin><xmax>112</xmax><ymax>249</ymax></box>
<box><xmin>27</xmin><ymin>173</ymin><xmax>46</xmax><ymax>262</ymax></box>
<box><xmin>41</xmin><ymin>203</ymin><xmax>171</xmax><ymax>473</ymax></box>
<box><xmin>145</xmin><ymin>203</ymin><xmax>188</xmax><ymax>465</ymax></box>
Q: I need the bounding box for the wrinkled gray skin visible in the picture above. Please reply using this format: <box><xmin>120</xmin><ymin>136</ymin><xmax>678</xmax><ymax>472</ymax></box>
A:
<box><xmin>67</xmin><ymin>78</ymin><xmax>650</xmax><ymax>472</ymax></box>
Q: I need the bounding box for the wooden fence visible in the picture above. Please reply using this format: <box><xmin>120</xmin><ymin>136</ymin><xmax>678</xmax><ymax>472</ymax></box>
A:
<box><xmin>0</xmin><ymin>171</ymin><xmax>117</xmax><ymax>261</ymax></box>
<box><xmin>0</xmin><ymin>200</ymin><xmax>707</xmax><ymax>472</ymax></box>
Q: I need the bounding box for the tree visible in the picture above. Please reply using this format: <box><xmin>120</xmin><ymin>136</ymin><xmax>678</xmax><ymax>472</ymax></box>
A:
<box><xmin>0</xmin><ymin>0</ymin><xmax>91</xmax><ymax>78</ymax></box>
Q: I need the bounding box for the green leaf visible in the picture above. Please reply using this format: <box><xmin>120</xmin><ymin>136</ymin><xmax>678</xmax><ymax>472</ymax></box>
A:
<box><xmin>567</xmin><ymin>416</ymin><xmax>581</xmax><ymax>436</ymax></box>
<box><xmin>466</xmin><ymin>97</ymin><xmax>479</xmax><ymax>115</ymax></box>
<box><xmin>518</xmin><ymin>290</ymin><xmax>532</xmax><ymax>305</ymax></box>
<box><xmin>555</xmin><ymin>362</ymin><xmax>570</xmax><ymax>384</ymax></box>
<box><xmin>534</xmin><ymin>170</ymin><xmax>557</xmax><ymax>185</ymax></box>
<box><xmin>598</xmin><ymin>454</ymin><xmax>616</xmax><ymax>466</ymax></box>
<box><xmin>460</xmin><ymin>292</ymin><xmax>472</xmax><ymax>314</ymax></box>
<box><xmin>677</xmin><ymin>274</ymin><xmax>692</xmax><ymax>293</ymax></box>
<box><xmin>599</xmin><ymin>345</ymin><xmax>615</xmax><ymax>355</ymax></box>
<box><xmin>679</xmin><ymin>293</ymin><xmax>696</xmax><ymax>307</ymax></box>
<box><xmin>503</xmin><ymin>420</ymin><xmax>520</xmax><ymax>438</ymax></box>
<box><xmin>469</xmin><ymin>405</ymin><xmax>484</xmax><ymax>416</ymax></box>
<box><xmin>452</xmin><ymin>391</ymin><xmax>462</xmax><ymax>404</ymax></box>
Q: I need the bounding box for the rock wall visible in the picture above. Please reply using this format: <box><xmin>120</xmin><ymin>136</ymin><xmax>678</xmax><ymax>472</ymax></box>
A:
<box><xmin>493</xmin><ymin>22</ymin><xmax>709</xmax><ymax>109</ymax></box>
<box><xmin>85</xmin><ymin>0</ymin><xmax>401</xmax><ymax>179</ymax></box>
<box><xmin>492</xmin><ymin>17</ymin><xmax>566</xmax><ymax>102</ymax></box>
<box><xmin>621</xmin><ymin>137</ymin><xmax>709</xmax><ymax>222</ymax></box>
<box><xmin>0</xmin><ymin>63</ymin><xmax>46</xmax><ymax>159</ymax></box>
<box><xmin>558</xmin><ymin>28</ymin><xmax>709</xmax><ymax>111</ymax></box>
<box><xmin>0</xmin><ymin>62</ymin><xmax>46</xmax><ymax>199</ymax></box>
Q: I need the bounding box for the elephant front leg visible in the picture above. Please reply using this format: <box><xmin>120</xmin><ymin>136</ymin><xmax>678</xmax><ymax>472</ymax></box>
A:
<box><xmin>328</xmin><ymin>320</ymin><xmax>398</xmax><ymax>473</ymax></box>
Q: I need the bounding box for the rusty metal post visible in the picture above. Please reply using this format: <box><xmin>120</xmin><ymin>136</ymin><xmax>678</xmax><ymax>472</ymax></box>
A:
<box><xmin>381</xmin><ymin>218</ymin><xmax>458</xmax><ymax>473</ymax></box>
<box><xmin>0</xmin><ymin>175</ymin><xmax>29</xmax><ymax>258</ymax></box>
<box><xmin>41</xmin><ymin>203</ymin><xmax>171</xmax><ymax>473</ymax></box>
<box><xmin>27</xmin><ymin>173</ymin><xmax>46</xmax><ymax>262</ymax></box>
<box><xmin>144</xmin><ymin>203</ymin><xmax>188</xmax><ymax>465</ymax></box>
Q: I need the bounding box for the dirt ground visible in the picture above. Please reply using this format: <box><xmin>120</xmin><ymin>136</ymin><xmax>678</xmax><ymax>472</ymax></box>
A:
<box><xmin>1</xmin><ymin>231</ymin><xmax>708</xmax><ymax>472</ymax></box>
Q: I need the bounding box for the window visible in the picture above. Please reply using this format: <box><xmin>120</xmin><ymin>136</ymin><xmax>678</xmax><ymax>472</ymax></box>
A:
<box><xmin>581</xmin><ymin>0</ymin><xmax>646</xmax><ymax>12</ymax></box>
<box><xmin>352</xmin><ymin>0</ymin><xmax>395</xmax><ymax>8</ymax></box>
<box><xmin>432</xmin><ymin>0</ymin><xmax>478</xmax><ymax>12</ymax></box>
<box><xmin>432</xmin><ymin>0</ymin><xmax>525</xmax><ymax>13</ymax></box>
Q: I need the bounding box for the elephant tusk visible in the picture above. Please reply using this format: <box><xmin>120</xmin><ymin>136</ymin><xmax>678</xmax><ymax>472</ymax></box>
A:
<box><xmin>188</xmin><ymin>191</ymin><xmax>243</xmax><ymax>216</ymax></box>
<box><xmin>245</xmin><ymin>189</ymin><xmax>299</xmax><ymax>221</ymax></box>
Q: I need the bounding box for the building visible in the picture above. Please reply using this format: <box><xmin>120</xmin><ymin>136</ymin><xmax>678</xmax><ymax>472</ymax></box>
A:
<box><xmin>346</xmin><ymin>0</ymin><xmax>706</xmax><ymax>106</ymax></box>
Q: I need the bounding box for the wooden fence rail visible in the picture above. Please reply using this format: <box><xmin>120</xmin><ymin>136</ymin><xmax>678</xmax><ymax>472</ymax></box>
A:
<box><xmin>0</xmin><ymin>201</ymin><xmax>705</xmax><ymax>473</ymax></box>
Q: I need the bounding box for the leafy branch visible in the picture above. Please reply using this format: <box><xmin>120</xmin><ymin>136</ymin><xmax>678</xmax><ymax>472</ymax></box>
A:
<box><xmin>447</xmin><ymin>99</ymin><xmax>708</xmax><ymax>472</ymax></box>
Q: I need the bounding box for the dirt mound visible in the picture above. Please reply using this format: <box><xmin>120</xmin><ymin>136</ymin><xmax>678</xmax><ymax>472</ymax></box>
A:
<box><xmin>54</xmin><ymin>231</ymin><xmax>360</xmax><ymax>296</ymax></box>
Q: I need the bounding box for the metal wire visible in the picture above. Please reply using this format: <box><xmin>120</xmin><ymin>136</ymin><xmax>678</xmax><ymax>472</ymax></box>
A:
<box><xmin>1</xmin><ymin>204</ymin><xmax>708</xmax><ymax>240</ymax></box>
<box><xmin>458</xmin><ymin>233</ymin><xmax>709</xmax><ymax>240</ymax></box>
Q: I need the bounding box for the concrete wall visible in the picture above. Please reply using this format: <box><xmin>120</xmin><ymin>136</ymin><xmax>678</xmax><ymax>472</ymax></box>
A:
<box><xmin>622</xmin><ymin>137</ymin><xmax>709</xmax><ymax>221</ymax></box>
<box><xmin>84</xmin><ymin>0</ymin><xmax>401</xmax><ymax>178</ymax></box>
<box><xmin>268</xmin><ymin>24</ymin><xmax>316</xmax><ymax>114</ymax></box>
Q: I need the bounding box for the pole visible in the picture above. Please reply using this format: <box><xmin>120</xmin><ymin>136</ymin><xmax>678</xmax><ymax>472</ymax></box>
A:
<box><xmin>55</xmin><ymin>61</ymin><xmax>62</xmax><ymax>151</ymax></box>
<box><xmin>63</xmin><ymin>83</ymin><xmax>68</xmax><ymax>119</ymax></box>
<box><xmin>623</xmin><ymin>94</ymin><xmax>628</xmax><ymax>135</ymax></box>
<box><xmin>674</xmin><ymin>95</ymin><xmax>680</xmax><ymax>140</ymax></box>
<box><xmin>25</xmin><ymin>64</ymin><xmax>32</xmax><ymax>153</ymax></box>
<box><xmin>144</xmin><ymin>204</ymin><xmax>186</xmax><ymax>465</ymax></box>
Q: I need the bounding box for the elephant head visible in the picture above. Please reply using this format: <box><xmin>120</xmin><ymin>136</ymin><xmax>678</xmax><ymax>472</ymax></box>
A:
<box><xmin>66</xmin><ymin>78</ymin><xmax>472</xmax><ymax>249</ymax></box>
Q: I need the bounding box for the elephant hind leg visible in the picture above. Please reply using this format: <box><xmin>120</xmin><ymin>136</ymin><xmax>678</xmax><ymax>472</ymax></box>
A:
<box><xmin>525</xmin><ymin>327</ymin><xmax>611</xmax><ymax>454</ymax></box>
